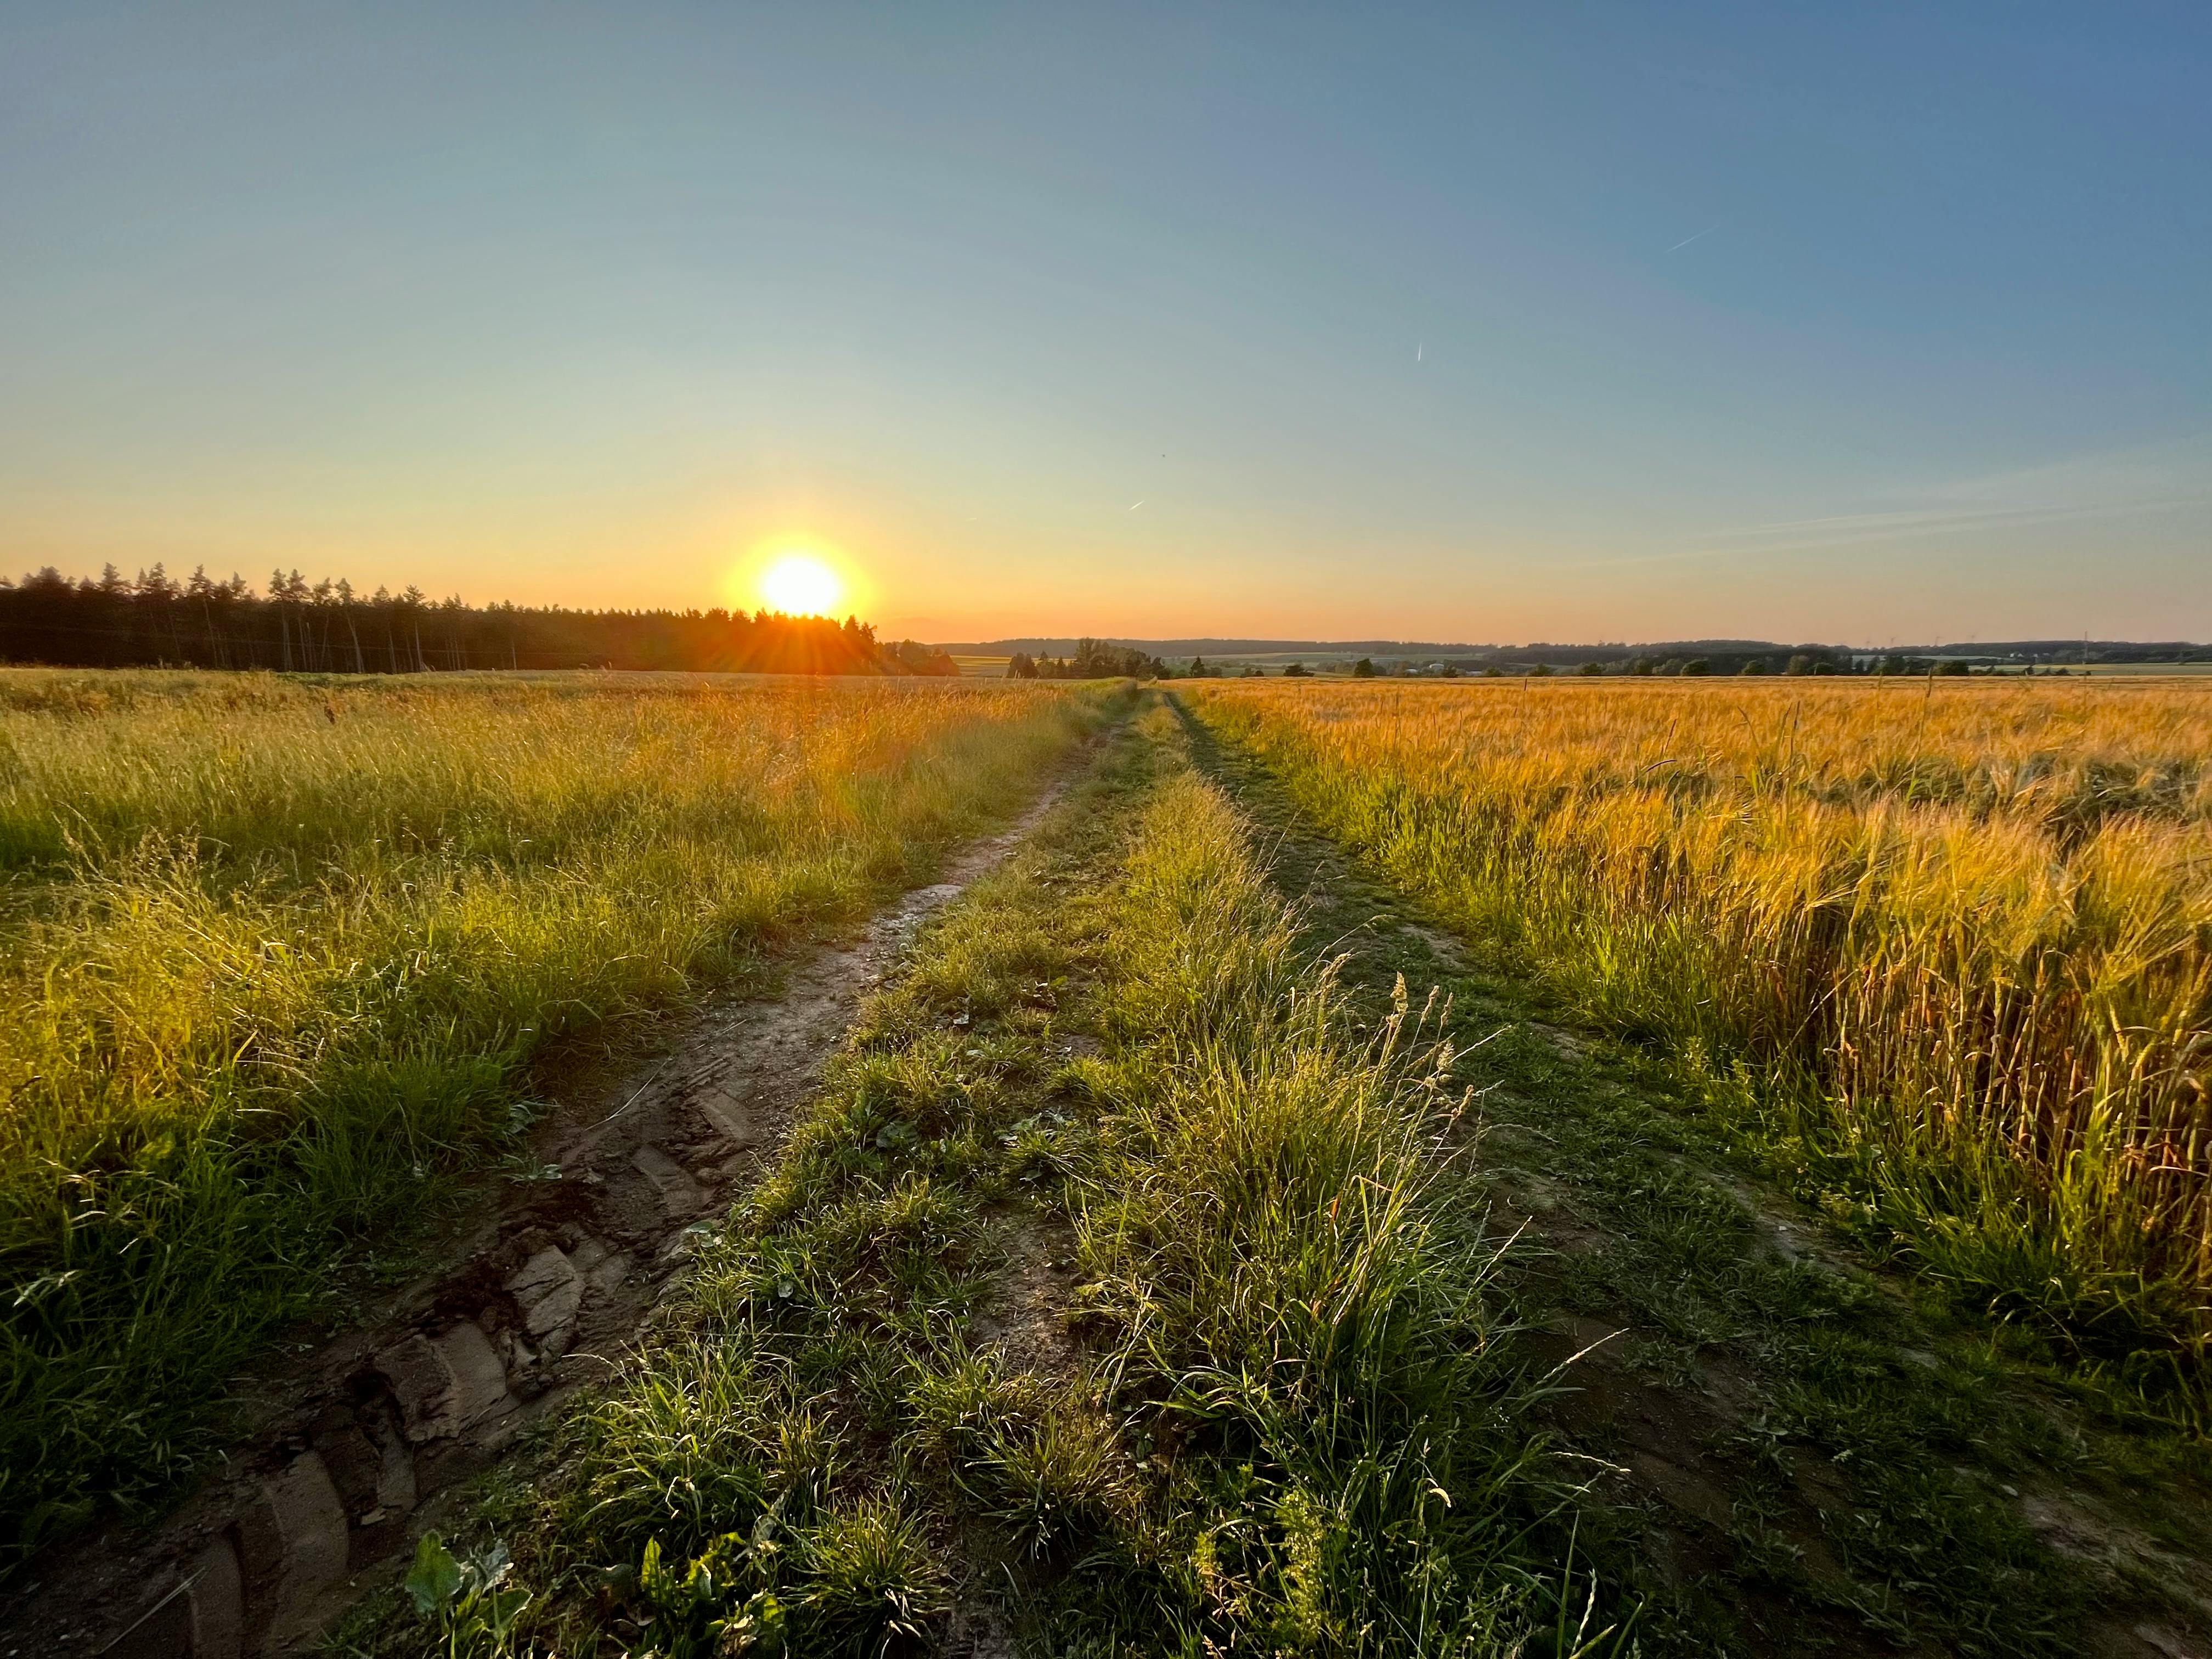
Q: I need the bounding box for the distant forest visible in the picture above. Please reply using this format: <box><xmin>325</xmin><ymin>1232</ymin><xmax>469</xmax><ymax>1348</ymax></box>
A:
<box><xmin>0</xmin><ymin>565</ymin><xmax>961</xmax><ymax>676</ymax></box>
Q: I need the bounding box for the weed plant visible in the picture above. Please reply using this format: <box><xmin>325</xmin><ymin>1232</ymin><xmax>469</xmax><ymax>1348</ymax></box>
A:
<box><xmin>0</xmin><ymin>669</ymin><xmax>1104</xmax><ymax>1560</ymax></box>
<box><xmin>1072</xmin><ymin>761</ymin><xmax>1562</xmax><ymax>1654</ymax></box>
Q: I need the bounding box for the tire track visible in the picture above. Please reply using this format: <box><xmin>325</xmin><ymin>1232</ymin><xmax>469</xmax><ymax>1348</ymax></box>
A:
<box><xmin>11</xmin><ymin>753</ymin><xmax>1099</xmax><ymax>1659</ymax></box>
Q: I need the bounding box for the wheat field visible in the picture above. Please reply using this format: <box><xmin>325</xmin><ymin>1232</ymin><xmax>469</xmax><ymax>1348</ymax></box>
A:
<box><xmin>1188</xmin><ymin>676</ymin><xmax>2212</xmax><ymax>1364</ymax></box>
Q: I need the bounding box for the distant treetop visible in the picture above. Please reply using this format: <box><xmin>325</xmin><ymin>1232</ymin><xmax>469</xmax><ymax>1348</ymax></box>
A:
<box><xmin>0</xmin><ymin>564</ymin><xmax>956</xmax><ymax>676</ymax></box>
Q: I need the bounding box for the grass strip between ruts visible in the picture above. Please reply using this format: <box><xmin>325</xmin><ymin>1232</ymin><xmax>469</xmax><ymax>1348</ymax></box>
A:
<box><xmin>372</xmin><ymin>698</ymin><xmax>1628</xmax><ymax>1658</ymax></box>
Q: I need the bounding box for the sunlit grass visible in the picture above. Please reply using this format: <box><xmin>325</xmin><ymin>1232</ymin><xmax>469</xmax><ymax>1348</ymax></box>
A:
<box><xmin>454</xmin><ymin>701</ymin><xmax>1623</xmax><ymax>1658</ymax></box>
<box><xmin>1187</xmin><ymin>677</ymin><xmax>2212</xmax><ymax>1372</ymax></box>
<box><xmin>0</xmin><ymin>668</ymin><xmax>1106</xmax><ymax>1558</ymax></box>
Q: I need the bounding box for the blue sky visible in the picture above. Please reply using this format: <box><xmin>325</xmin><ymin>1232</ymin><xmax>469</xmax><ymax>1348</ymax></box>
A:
<box><xmin>3</xmin><ymin>2</ymin><xmax>2206</xmax><ymax>642</ymax></box>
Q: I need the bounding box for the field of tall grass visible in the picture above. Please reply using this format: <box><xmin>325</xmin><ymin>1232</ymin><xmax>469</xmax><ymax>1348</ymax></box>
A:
<box><xmin>0</xmin><ymin>668</ymin><xmax>1106</xmax><ymax>1560</ymax></box>
<box><xmin>1187</xmin><ymin>678</ymin><xmax>2212</xmax><ymax>1377</ymax></box>
<box><xmin>445</xmin><ymin>702</ymin><xmax>1609</xmax><ymax>1657</ymax></box>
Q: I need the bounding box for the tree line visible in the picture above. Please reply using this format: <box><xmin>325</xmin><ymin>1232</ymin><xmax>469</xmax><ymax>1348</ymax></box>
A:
<box><xmin>1005</xmin><ymin>639</ymin><xmax>1170</xmax><ymax>680</ymax></box>
<box><xmin>0</xmin><ymin>565</ymin><xmax>961</xmax><ymax>676</ymax></box>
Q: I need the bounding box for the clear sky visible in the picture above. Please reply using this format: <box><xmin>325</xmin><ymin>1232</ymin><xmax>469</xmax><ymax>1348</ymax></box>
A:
<box><xmin>4</xmin><ymin>3</ymin><xmax>2207</xmax><ymax>645</ymax></box>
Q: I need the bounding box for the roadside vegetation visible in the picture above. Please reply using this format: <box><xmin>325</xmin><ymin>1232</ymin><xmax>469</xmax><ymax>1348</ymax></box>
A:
<box><xmin>366</xmin><ymin>703</ymin><xmax>1634</xmax><ymax>1657</ymax></box>
<box><xmin>350</xmin><ymin>691</ymin><xmax>2212</xmax><ymax>1657</ymax></box>
<box><xmin>1186</xmin><ymin>678</ymin><xmax>2212</xmax><ymax>1404</ymax></box>
<box><xmin>0</xmin><ymin>669</ymin><xmax>1104</xmax><ymax>1564</ymax></box>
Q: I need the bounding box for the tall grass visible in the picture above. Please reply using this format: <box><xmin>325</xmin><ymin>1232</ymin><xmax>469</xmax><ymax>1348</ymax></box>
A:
<box><xmin>1075</xmin><ymin>761</ymin><xmax>1560</xmax><ymax>1653</ymax></box>
<box><xmin>473</xmin><ymin>703</ymin><xmax>1610</xmax><ymax>1658</ymax></box>
<box><xmin>0</xmin><ymin>668</ymin><xmax>1105</xmax><ymax>1558</ymax></box>
<box><xmin>1187</xmin><ymin>678</ymin><xmax>2212</xmax><ymax>1370</ymax></box>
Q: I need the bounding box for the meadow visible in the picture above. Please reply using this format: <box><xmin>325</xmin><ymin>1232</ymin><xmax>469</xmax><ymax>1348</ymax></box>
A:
<box><xmin>0</xmin><ymin>669</ymin><xmax>1104</xmax><ymax>1560</ymax></box>
<box><xmin>1187</xmin><ymin>676</ymin><xmax>2212</xmax><ymax>1379</ymax></box>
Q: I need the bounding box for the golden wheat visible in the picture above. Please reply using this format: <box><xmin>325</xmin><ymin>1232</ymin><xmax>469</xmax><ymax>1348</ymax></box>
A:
<box><xmin>1189</xmin><ymin>676</ymin><xmax>2212</xmax><ymax>1350</ymax></box>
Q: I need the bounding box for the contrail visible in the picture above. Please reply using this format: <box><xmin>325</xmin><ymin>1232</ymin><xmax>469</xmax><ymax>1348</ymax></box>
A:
<box><xmin>1667</xmin><ymin>223</ymin><xmax>1720</xmax><ymax>253</ymax></box>
<box><xmin>1129</xmin><ymin>500</ymin><xmax>1144</xmax><ymax>510</ymax></box>
<box><xmin>1416</xmin><ymin>342</ymin><xmax>1423</xmax><ymax>362</ymax></box>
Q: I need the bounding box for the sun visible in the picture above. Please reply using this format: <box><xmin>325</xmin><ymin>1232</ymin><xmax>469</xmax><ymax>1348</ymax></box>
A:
<box><xmin>758</xmin><ymin>554</ymin><xmax>843</xmax><ymax>617</ymax></box>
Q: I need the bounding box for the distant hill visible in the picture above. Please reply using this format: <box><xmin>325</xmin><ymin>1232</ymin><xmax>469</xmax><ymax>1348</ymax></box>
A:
<box><xmin>941</xmin><ymin>635</ymin><xmax>2208</xmax><ymax>663</ymax></box>
<box><xmin>1915</xmin><ymin>640</ymin><xmax>2207</xmax><ymax>659</ymax></box>
<box><xmin>942</xmin><ymin>636</ymin><xmax>1797</xmax><ymax>658</ymax></box>
<box><xmin>938</xmin><ymin>637</ymin><xmax>1495</xmax><ymax>657</ymax></box>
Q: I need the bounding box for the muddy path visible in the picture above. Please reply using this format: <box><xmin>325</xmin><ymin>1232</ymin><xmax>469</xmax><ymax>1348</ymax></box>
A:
<box><xmin>5</xmin><ymin>753</ymin><xmax>1102</xmax><ymax>1659</ymax></box>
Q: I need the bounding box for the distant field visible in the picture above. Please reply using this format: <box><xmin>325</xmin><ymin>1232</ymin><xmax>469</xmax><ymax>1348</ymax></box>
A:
<box><xmin>2066</xmin><ymin>662</ymin><xmax>2212</xmax><ymax>676</ymax></box>
<box><xmin>1189</xmin><ymin>676</ymin><xmax>2212</xmax><ymax>1364</ymax></box>
<box><xmin>0</xmin><ymin>668</ymin><xmax>1104</xmax><ymax>1556</ymax></box>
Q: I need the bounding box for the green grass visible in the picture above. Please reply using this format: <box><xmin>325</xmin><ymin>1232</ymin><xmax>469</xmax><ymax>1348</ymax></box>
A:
<box><xmin>1069</xmin><ymin>745</ymin><xmax>1557</xmax><ymax>1654</ymax></box>
<box><xmin>373</xmin><ymin>697</ymin><xmax>1637</xmax><ymax>1658</ymax></box>
<box><xmin>0</xmin><ymin>664</ymin><xmax>2152</xmax><ymax>1659</ymax></box>
<box><xmin>0</xmin><ymin>668</ymin><xmax>1110</xmax><ymax>1564</ymax></box>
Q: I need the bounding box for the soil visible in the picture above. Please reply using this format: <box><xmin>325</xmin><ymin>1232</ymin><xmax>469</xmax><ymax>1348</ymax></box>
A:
<box><xmin>970</xmin><ymin>1216</ymin><xmax>1086</xmax><ymax>1388</ymax></box>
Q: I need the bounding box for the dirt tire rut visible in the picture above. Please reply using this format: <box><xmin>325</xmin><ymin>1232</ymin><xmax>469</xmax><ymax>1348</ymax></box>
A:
<box><xmin>7</xmin><ymin>765</ymin><xmax>1092</xmax><ymax>1658</ymax></box>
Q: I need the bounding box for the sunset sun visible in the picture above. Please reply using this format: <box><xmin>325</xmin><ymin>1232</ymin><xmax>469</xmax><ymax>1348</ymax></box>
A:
<box><xmin>758</xmin><ymin>554</ymin><xmax>843</xmax><ymax>617</ymax></box>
